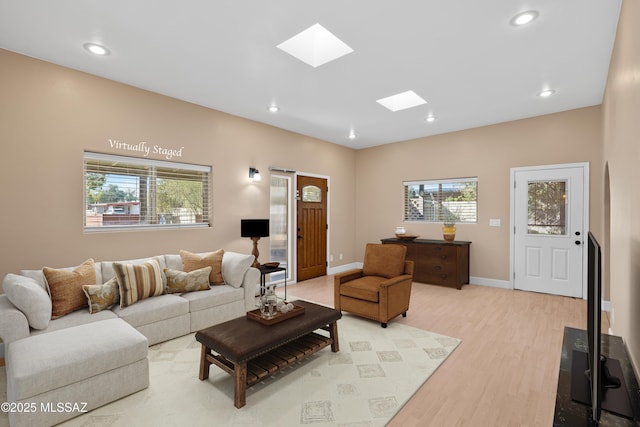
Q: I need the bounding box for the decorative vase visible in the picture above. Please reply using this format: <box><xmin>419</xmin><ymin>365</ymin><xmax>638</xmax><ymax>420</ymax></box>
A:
<box><xmin>442</xmin><ymin>226</ymin><xmax>456</xmax><ymax>241</ymax></box>
<box><xmin>260</xmin><ymin>286</ymin><xmax>278</xmax><ymax>319</ymax></box>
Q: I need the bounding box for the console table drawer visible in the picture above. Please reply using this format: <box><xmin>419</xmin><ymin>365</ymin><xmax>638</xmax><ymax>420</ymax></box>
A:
<box><xmin>419</xmin><ymin>244</ymin><xmax>457</xmax><ymax>258</ymax></box>
<box><xmin>421</xmin><ymin>268</ymin><xmax>458</xmax><ymax>286</ymax></box>
<box><xmin>381</xmin><ymin>238</ymin><xmax>471</xmax><ymax>290</ymax></box>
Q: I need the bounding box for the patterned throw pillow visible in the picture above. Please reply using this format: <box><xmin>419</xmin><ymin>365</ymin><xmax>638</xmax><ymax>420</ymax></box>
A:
<box><xmin>43</xmin><ymin>259</ymin><xmax>97</xmax><ymax>319</ymax></box>
<box><xmin>164</xmin><ymin>266</ymin><xmax>212</xmax><ymax>294</ymax></box>
<box><xmin>180</xmin><ymin>249</ymin><xmax>224</xmax><ymax>285</ymax></box>
<box><xmin>82</xmin><ymin>277</ymin><xmax>120</xmax><ymax>313</ymax></box>
<box><xmin>113</xmin><ymin>258</ymin><xmax>164</xmax><ymax>308</ymax></box>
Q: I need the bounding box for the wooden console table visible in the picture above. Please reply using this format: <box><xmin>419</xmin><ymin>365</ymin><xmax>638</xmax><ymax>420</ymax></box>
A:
<box><xmin>381</xmin><ymin>238</ymin><xmax>471</xmax><ymax>289</ymax></box>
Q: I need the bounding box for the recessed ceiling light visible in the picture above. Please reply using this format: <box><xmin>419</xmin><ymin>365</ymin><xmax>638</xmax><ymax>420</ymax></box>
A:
<box><xmin>267</xmin><ymin>105</ymin><xmax>280</xmax><ymax>113</ymax></box>
<box><xmin>347</xmin><ymin>130</ymin><xmax>356</xmax><ymax>140</ymax></box>
<box><xmin>511</xmin><ymin>10</ymin><xmax>539</xmax><ymax>26</ymax></box>
<box><xmin>277</xmin><ymin>23</ymin><xmax>354</xmax><ymax>68</ymax></box>
<box><xmin>538</xmin><ymin>89</ymin><xmax>556</xmax><ymax>98</ymax></box>
<box><xmin>425</xmin><ymin>115</ymin><xmax>436</xmax><ymax>123</ymax></box>
<box><xmin>83</xmin><ymin>42</ymin><xmax>110</xmax><ymax>56</ymax></box>
<box><xmin>376</xmin><ymin>90</ymin><xmax>427</xmax><ymax>112</ymax></box>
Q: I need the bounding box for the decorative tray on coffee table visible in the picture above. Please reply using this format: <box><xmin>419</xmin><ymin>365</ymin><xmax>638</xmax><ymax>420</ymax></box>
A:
<box><xmin>246</xmin><ymin>304</ymin><xmax>305</xmax><ymax>325</ymax></box>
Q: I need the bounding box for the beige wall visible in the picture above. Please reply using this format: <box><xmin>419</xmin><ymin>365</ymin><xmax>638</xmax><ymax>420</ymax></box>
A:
<box><xmin>602</xmin><ymin>0</ymin><xmax>640</xmax><ymax>370</ymax></box>
<box><xmin>355</xmin><ymin>107</ymin><xmax>604</xmax><ymax>284</ymax></box>
<box><xmin>0</xmin><ymin>47</ymin><xmax>605</xmax><ymax>291</ymax></box>
<box><xmin>0</xmin><ymin>49</ymin><xmax>357</xmax><ymax>283</ymax></box>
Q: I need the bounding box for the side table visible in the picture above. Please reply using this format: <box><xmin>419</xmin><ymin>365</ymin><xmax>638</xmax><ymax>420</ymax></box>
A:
<box><xmin>257</xmin><ymin>265</ymin><xmax>288</xmax><ymax>301</ymax></box>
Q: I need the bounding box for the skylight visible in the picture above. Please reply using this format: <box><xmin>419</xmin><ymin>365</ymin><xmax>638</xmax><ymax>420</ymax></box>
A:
<box><xmin>277</xmin><ymin>23</ymin><xmax>354</xmax><ymax>68</ymax></box>
<box><xmin>376</xmin><ymin>90</ymin><xmax>427</xmax><ymax>112</ymax></box>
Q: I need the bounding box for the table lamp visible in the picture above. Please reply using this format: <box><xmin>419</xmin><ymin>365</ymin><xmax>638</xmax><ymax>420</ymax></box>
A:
<box><xmin>241</xmin><ymin>219</ymin><xmax>269</xmax><ymax>268</ymax></box>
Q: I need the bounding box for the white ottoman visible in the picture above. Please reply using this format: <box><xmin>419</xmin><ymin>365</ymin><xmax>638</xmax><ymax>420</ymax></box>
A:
<box><xmin>6</xmin><ymin>318</ymin><xmax>149</xmax><ymax>427</ymax></box>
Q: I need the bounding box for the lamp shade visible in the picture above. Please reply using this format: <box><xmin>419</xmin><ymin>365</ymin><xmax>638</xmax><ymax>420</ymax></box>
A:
<box><xmin>241</xmin><ymin>219</ymin><xmax>270</xmax><ymax>237</ymax></box>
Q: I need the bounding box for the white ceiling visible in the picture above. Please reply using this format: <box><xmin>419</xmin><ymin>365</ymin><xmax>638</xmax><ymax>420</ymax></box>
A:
<box><xmin>0</xmin><ymin>0</ymin><xmax>622</xmax><ymax>149</ymax></box>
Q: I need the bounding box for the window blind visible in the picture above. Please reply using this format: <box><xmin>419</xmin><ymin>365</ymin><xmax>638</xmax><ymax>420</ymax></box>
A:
<box><xmin>84</xmin><ymin>151</ymin><xmax>211</xmax><ymax>231</ymax></box>
<box><xmin>403</xmin><ymin>177</ymin><xmax>478</xmax><ymax>223</ymax></box>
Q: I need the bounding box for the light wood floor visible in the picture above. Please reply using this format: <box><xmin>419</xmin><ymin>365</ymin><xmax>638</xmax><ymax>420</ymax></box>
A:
<box><xmin>284</xmin><ymin>276</ymin><xmax>609</xmax><ymax>427</ymax></box>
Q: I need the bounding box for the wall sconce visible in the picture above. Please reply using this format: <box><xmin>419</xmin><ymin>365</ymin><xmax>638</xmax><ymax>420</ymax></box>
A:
<box><xmin>249</xmin><ymin>167</ymin><xmax>261</xmax><ymax>182</ymax></box>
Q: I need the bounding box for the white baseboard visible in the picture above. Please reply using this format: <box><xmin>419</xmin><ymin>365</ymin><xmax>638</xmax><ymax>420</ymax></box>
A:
<box><xmin>469</xmin><ymin>276</ymin><xmax>512</xmax><ymax>289</ymax></box>
<box><xmin>328</xmin><ymin>262</ymin><xmax>362</xmax><ymax>275</ymax></box>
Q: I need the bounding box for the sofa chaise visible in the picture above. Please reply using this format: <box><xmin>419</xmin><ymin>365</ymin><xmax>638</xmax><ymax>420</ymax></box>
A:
<box><xmin>0</xmin><ymin>249</ymin><xmax>260</xmax><ymax>427</ymax></box>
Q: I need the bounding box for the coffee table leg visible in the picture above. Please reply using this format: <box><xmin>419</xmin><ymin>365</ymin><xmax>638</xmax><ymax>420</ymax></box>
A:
<box><xmin>199</xmin><ymin>344</ymin><xmax>211</xmax><ymax>380</ymax></box>
<box><xmin>234</xmin><ymin>361</ymin><xmax>248</xmax><ymax>408</ymax></box>
<box><xmin>329</xmin><ymin>321</ymin><xmax>339</xmax><ymax>352</ymax></box>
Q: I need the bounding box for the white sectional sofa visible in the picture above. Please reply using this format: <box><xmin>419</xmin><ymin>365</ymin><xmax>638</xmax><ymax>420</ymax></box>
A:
<box><xmin>0</xmin><ymin>249</ymin><xmax>260</xmax><ymax>427</ymax></box>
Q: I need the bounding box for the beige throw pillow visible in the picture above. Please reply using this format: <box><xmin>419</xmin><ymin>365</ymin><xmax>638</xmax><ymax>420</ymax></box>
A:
<box><xmin>114</xmin><ymin>258</ymin><xmax>164</xmax><ymax>308</ymax></box>
<box><xmin>82</xmin><ymin>277</ymin><xmax>120</xmax><ymax>313</ymax></box>
<box><xmin>180</xmin><ymin>249</ymin><xmax>224</xmax><ymax>285</ymax></box>
<box><xmin>164</xmin><ymin>266</ymin><xmax>211</xmax><ymax>294</ymax></box>
<box><xmin>43</xmin><ymin>258</ymin><xmax>96</xmax><ymax>319</ymax></box>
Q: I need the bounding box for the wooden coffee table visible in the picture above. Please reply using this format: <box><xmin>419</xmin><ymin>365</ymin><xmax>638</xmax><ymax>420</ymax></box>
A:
<box><xmin>195</xmin><ymin>300</ymin><xmax>341</xmax><ymax>408</ymax></box>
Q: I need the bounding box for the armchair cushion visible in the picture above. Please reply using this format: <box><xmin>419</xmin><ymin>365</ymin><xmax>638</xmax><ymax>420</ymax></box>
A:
<box><xmin>362</xmin><ymin>243</ymin><xmax>406</xmax><ymax>279</ymax></box>
<box><xmin>338</xmin><ymin>276</ymin><xmax>384</xmax><ymax>303</ymax></box>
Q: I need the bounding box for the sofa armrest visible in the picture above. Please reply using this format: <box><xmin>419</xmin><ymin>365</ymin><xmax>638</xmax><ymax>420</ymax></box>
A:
<box><xmin>334</xmin><ymin>269</ymin><xmax>364</xmax><ymax>285</ymax></box>
<box><xmin>379</xmin><ymin>273</ymin><xmax>413</xmax><ymax>289</ymax></box>
<box><xmin>242</xmin><ymin>266</ymin><xmax>260</xmax><ymax>312</ymax></box>
<box><xmin>333</xmin><ymin>269</ymin><xmax>364</xmax><ymax>311</ymax></box>
<box><xmin>0</xmin><ymin>295</ymin><xmax>30</xmax><ymax>357</ymax></box>
<box><xmin>378</xmin><ymin>274</ymin><xmax>413</xmax><ymax>322</ymax></box>
<box><xmin>403</xmin><ymin>260</ymin><xmax>414</xmax><ymax>277</ymax></box>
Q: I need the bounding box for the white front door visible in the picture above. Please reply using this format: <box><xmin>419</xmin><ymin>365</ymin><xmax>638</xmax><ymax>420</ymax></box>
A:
<box><xmin>511</xmin><ymin>164</ymin><xmax>589</xmax><ymax>298</ymax></box>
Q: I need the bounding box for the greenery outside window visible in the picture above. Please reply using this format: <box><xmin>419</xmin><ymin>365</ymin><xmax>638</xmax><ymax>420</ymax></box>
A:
<box><xmin>403</xmin><ymin>177</ymin><xmax>478</xmax><ymax>223</ymax></box>
<box><xmin>84</xmin><ymin>152</ymin><xmax>211</xmax><ymax>231</ymax></box>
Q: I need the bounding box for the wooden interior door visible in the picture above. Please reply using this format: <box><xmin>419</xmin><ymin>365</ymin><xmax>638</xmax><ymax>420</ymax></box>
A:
<box><xmin>296</xmin><ymin>175</ymin><xmax>327</xmax><ymax>281</ymax></box>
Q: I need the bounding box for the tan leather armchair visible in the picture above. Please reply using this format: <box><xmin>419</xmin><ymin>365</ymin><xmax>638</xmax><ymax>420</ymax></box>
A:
<box><xmin>334</xmin><ymin>243</ymin><xmax>414</xmax><ymax>328</ymax></box>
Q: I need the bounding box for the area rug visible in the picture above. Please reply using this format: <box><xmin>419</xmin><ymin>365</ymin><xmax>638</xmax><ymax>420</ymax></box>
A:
<box><xmin>0</xmin><ymin>312</ymin><xmax>460</xmax><ymax>427</ymax></box>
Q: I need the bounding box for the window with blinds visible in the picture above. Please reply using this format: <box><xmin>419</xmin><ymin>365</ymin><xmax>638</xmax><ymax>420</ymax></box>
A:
<box><xmin>403</xmin><ymin>177</ymin><xmax>478</xmax><ymax>224</ymax></box>
<box><xmin>84</xmin><ymin>152</ymin><xmax>211</xmax><ymax>231</ymax></box>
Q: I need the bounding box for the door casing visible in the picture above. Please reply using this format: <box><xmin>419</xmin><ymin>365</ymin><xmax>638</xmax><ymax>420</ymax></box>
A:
<box><xmin>510</xmin><ymin>162</ymin><xmax>590</xmax><ymax>298</ymax></box>
<box><xmin>294</xmin><ymin>172</ymin><xmax>330</xmax><ymax>282</ymax></box>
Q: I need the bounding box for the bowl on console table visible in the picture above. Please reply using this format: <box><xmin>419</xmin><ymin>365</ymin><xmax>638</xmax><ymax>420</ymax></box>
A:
<box><xmin>394</xmin><ymin>234</ymin><xmax>419</xmax><ymax>241</ymax></box>
<box><xmin>262</xmin><ymin>262</ymin><xmax>280</xmax><ymax>268</ymax></box>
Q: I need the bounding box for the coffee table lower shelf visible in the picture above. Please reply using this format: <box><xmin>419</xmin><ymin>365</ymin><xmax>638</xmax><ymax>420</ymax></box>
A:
<box><xmin>199</xmin><ymin>331</ymin><xmax>335</xmax><ymax>407</ymax></box>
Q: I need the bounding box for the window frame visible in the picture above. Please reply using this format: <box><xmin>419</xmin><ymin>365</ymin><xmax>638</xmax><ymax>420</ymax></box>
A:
<box><xmin>83</xmin><ymin>151</ymin><xmax>212</xmax><ymax>232</ymax></box>
<box><xmin>403</xmin><ymin>177</ymin><xmax>478</xmax><ymax>224</ymax></box>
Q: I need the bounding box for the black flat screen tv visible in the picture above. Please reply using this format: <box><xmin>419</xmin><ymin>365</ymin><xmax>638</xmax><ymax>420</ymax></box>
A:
<box><xmin>570</xmin><ymin>231</ymin><xmax>632</xmax><ymax>421</ymax></box>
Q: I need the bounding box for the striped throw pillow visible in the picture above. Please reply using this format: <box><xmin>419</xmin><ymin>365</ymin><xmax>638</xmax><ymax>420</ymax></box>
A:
<box><xmin>113</xmin><ymin>258</ymin><xmax>164</xmax><ymax>308</ymax></box>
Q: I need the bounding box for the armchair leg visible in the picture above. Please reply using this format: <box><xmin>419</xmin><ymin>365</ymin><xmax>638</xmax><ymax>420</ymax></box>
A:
<box><xmin>402</xmin><ymin>312</ymin><xmax>407</xmax><ymax>317</ymax></box>
<box><xmin>381</xmin><ymin>322</ymin><xmax>387</xmax><ymax>328</ymax></box>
